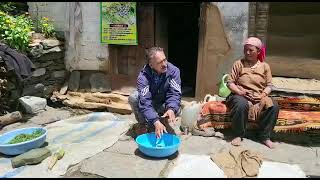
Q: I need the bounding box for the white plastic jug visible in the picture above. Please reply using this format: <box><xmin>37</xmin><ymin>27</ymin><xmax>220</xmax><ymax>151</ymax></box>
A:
<box><xmin>181</xmin><ymin>101</ymin><xmax>201</xmax><ymax>130</ymax></box>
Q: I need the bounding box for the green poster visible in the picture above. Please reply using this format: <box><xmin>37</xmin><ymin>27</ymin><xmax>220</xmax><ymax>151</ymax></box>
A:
<box><xmin>100</xmin><ymin>2</ymin><xmax>138</xmax><ymax>45</ymax></box>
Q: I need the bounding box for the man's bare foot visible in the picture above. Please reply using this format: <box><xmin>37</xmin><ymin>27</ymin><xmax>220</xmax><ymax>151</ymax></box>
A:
<box><xmin>231</xmin><ymin>137</ymin><xmax>242</xmax><ymax>146</ymax></box>
<box><xmin>263</xmin><ymin>139</ymin><xmax>278</xmax><ymax>149</ymax></box>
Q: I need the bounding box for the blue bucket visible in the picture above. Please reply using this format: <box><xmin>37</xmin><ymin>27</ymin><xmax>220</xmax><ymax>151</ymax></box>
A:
<box><xmin>135</xmin><ymin>133</ymin><xmax>181</xmax><ymax>158</ymax></box>
<box><xmin>0</xmin><ymin>127</ymin><xmax>47</xmax><ymax>156</ymax></box>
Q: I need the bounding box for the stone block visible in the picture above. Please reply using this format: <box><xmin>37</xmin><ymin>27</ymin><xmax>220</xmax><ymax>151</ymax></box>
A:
<box><xmin>89</xmin><ymin>73</ymin><xmax>111</xmax><ymax>93</ymax></box>
<box><xmin>19</xmin><ymin>96</ymin><xmax>47</xmax><ymax>114</ymax></box>
<box><xmin>80</xmin><ymin>151</ymin><xmax>168</xmax><ymax>178</ymax></box>
<box><xmin>32</xmin><ymin>68</ymin><xmax>46</xmax><ymax>77</ymax></box>
<box><xmin>69</xmin><ymin>71</ymin><xmax>80</xmax><ymax>91</ymax></box>
<box><xmin>11</xmin><ymin>147</ymin><xmax>52</xmax><ymax>168</ymax></box>
<box><xmin>51</xmin><ymin>70</ymin><xmax>66</xmax><ymax>79</ymax></box>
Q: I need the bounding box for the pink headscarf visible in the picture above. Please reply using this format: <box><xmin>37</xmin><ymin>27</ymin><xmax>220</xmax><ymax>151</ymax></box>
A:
<box><xmin>244</xmin><ymin>37</ymin><xmax>266</xmax><ymax>62</ymax></box>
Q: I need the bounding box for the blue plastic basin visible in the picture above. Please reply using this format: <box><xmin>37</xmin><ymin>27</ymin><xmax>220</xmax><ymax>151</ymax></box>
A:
<box><xmin>135</xmin><ymin>133</ymin><xmax>181</xmax><ymax>158</ymax></box>
<box><xmin>0</xmin><ymin>127</ymin><xmax>47</xmax><ymax>156</ymax></box>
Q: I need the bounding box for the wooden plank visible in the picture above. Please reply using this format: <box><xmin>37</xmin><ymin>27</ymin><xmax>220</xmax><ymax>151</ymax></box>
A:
<box><xmin>117</xmin><ymin>46</ymin><xmax>129</xmax><ymax>75</ymax></box>
<box><xmin>108</xmin><ymin>46</ymin><xmax>118</xmax><ymax>74</ymax></box>
<box><xmin>111</xmin><ymin>74</ymin><xmax>137</xmax><ymax>96</ymax></box>
<box><xmin>155</xmin><ymin>6</ymin><xmax>169</xmax><ymax>57</ymax></box>
<box><xmin>127</xmin><ymin>46</ymin><xmax>138</xmax><ymax>76</ymax></box>
<box><xmin>136</xmin><ymin>3</ymin><xmax>155</xmax><ymax>72</ymax></box>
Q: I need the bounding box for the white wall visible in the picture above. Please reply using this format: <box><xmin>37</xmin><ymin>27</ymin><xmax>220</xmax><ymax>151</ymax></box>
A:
<box><xmin>27</xmin><ymin>2</ymin><xmax>67</xmax><ymax>32</ymax></box>
<box><xmin>27</xmin><ymin>2</ymin><xmax>248</xmax><ymax>73</ymax></box>
<box><xmin>211</xmin><ymin>2</ymin><xmax>249</xmax><ymax>77</ymax></box>
<box><xmin>28</xmin><ymin>2</ymin><xmax>109</xmax><ymax>72</ymax></box>
<box><xmin>72</xmin><ymin>2</ymin><xmax>109</xmax><ymax>71</ymax></box>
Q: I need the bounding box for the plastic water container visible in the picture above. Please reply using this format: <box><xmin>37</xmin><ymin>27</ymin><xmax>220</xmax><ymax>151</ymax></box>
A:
<box><xmin>218</xmin><ymin>74</ymin><xmax>231</xmax><ymax>98</ymax></box>
<box><xmin>135</xmin><ymin>133</ymin><xmax>181</xmax><ymax>158</ymax></box>
<box><xmin>181</xmin><ymin>101</ymin><xmax>201</xmax><ymax>130</ymax></box>
<box><xmin>0</xmin><ymin>127</ymin><xmax>47</xmax><ymax>155</ymax></box>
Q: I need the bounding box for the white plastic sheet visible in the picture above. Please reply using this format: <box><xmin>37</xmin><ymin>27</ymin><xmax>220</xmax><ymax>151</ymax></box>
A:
<box><xmin>0</xmin><ymin>112</ymin><xmax>131</xmax><ymax>178</ymax></box>
<box><xmin>167</xmin><ymin>154</ymin><xmax>306</xmax><ymax>178</ymax></box>
<box><xmin>167</xmin><ymin>154</ymin><xmax>225</xmax><ymax>178</ymax></box>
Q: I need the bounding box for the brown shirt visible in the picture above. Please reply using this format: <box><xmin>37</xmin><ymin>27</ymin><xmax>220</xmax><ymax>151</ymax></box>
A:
<box><xmin>227</xmin><ymin>58</ymin><xmax>274</xmax><ymax>121</ymax></box>
<box><xmin>227</xmin><ymin>58</ymin><xmax>272</xmax><ymax>94</ymax></box>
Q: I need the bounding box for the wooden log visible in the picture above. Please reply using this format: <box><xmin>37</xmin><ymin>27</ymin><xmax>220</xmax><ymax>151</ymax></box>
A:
<box><xmin>52</xmin><ymin>91</ymin><xmax>132</xmax><ymax>114</ymax></box>
<box><xmin>84</xmin><ymin>95</ymin><xmax>112</xmax><ymax>104</ymax></box>
<box><xmin>0</xmin><ymin>111</ymin><xmax>23</xmax><ymax>127</ymax></box>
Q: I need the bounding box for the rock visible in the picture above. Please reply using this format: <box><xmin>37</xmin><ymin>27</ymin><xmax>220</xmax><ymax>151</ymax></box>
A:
<box><xmin>104</xmin><ymin>140</ymin><xmax>137</xmax><ymax>155</ymax></box>
<box><xmin>10</xmin><ymin>90</ymin><xmax>21</xmax><ymax>100</ymax></box>
<box><xmin>80</xmin><ymin>151</ymin><xmax>168</xmax><ymax>178</ymax></box>
<box><xmin>32</xmin><ymin>68</ymin><xmax>46</xmax><ymax>77</ymax></box>
<box><xmin>11</xmin><ymin>147</ymin><xmax>52</xmax><ymax>168</ymax></box>
<box><xmin>29</xmin><ymin>40</ymin><xmax>42</xmax><ymax>47</ymax></box>
<box><xmin>69</xmin><ymin>71</ymin><xmax>80</xmax><ymax>91</ymax></box>
<box><xmin>47</xmin><ymin>64</ymin><xmax>65</xmax><ymax>71</ymax></box>
<box><xmin>22</xmin><ymin>83</ymin><xmax>45</xmax><ymax>96</ymax></box>
<box><xmin>31</xmin><ymin>33</ymin><xmax>46</xmax><ymax>40</ymax></box>
<box><xmin>89</xmin><ymin>73</ymin><xmax>111</xmax><ymax>93</ymax></box>
<box><xmin>0</xmin><ymin>111</ymin><xmax>22</xmax><ymax>127</ymax></box>
<box><xmin>19</xmin><ymin>96</ymin><xmax>47</xmax><ymax>114</ymax></box>
<box><xmin>29</xmin><ymin>106</ymin><xmax>71</xmax><ymax>125</ymax></box>
<box><xmin>40</xmin><ymin>39</ymin><xmax>64</xmax><ymax>49</ymax></box>
<box><xmin>55</xmin><ymin>31</ymin><xmax>65</xmax><ymax>41</ymax></box>
<box><xmin>33</xmin><ymin>62</ymin><xmax>41</xmax><ymax>68</ymax></box>
<box><xmin>43</xmin><ymin>46</ymin><xmax>63</xmax><ymax>54</ymax></box>
<box><xmin>59</xmin><ymin>81</ymin><xmax>68</xmax><ymax>95</ymax></box>
<box><xmin>6</xmin><ymin>81</ymin><xmax>16</xmax><ymax>90</ymax></box>
<box><xmin>43</xmin><ymin>85</ymin><xmax>56</xmax><ymax>97</ymax></box>
<box><xmin>40</xmin><ymin>61</ymin><xmax>54</xmax><ymax>68</ymax></box>
<box><xmin>29</xmin><ymin>44</ymin><xmax>44</xmax><ymax>58</ymax></box>
<box><xmin>36</xmin><ymin>52</ymin><xmax>65</xmax><ymax>62</ymax></box>
<box><xmin>78</xmin><ymin>72</ymin><xmax>91</xmax><ymax>92</ymax></box>
<box><xmin>51</xmin><ymin>71</ymin><xmax>66</xmax><ymax>79</ymax></box>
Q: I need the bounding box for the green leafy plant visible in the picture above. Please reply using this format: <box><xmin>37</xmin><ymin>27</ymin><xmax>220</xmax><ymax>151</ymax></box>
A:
<box><xmin>0</xmin><ymin>11</ymin><xmax>33</xmax><ymax>53</ymax></box>
<box><xmin>7</xmin><ymin>129</ymin><xmax>44</xmax><ymax>144</ymax></box>
<box><xmin>0</xmin><ymin>2</ymin><xmax>16</xmax><ymax>14</ymax></box>
<box><xmin>39</xmin><ymin>17</ymin><xmax>55</xmax><ymax>38</ymax></box>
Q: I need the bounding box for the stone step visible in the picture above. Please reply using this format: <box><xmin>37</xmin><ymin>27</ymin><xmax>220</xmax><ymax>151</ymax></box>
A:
<box><xmin>267</xmin><ymin>34</ymin><xmax>320</xmax><ymax>58</ymax></box>
<box><xmin>268</xmin><ymin>14</ymin><xmax>320</xmax><ymax>34</ymax></box>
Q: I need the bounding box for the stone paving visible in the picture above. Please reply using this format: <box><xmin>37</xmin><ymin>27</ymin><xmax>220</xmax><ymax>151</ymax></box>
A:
<box><xmin>1</xmin><ymin>107</ymin><xmax>320</xmax><ymax>178</ymax></box>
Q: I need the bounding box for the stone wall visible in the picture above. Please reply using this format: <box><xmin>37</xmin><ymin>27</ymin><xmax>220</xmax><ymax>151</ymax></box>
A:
<box><xmin>24</xmin><ymin>34</ymin><xmax>66</xmax><ymax>98</ymax></box>
<box><xmin>0</xmin><ymin>36</ymin><xmax>66</xmax><ymax>114</ymax></box>
<box><xmin>27</xmin><ymin>2</ymin><xmax>110</xmax><ymax>72</ymax></box>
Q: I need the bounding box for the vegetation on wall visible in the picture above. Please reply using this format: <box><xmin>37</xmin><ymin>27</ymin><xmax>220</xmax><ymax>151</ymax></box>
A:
<box><xmin>0</xmin><ymin>11</ymin><xmax>33</xmax><ymax>53</ymax></box>
<box><xmin>39</xmin><ymin>17</ymin><xmax>55</xmax><ymax>38</ymax></box>
<box><xmin>0</xmin><ymin>3</ymin><xmax>56</xmax><ymax>53</ymax></box>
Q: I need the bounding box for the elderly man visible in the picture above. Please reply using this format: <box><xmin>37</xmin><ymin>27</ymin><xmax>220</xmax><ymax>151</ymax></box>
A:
<box><xmin>129</xmin><ymin>47</ymin><xmax>182</xmax><ymax>138</ymax></box>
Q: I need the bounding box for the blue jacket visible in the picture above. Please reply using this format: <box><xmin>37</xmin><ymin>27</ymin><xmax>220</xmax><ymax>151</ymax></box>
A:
<box><xmin>137</xmin><ymin>62</ymin><xmax>182</xmax><ymax>125</ymax></box>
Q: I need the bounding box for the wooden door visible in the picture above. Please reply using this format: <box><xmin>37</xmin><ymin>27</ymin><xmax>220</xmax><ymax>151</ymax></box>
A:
<box><xmin>109</xmin><ymin>3</ymin><xmax>154</xmax><ymax>95</ymax></box>
<box><xmin>195</xmin><ymin>3</ymin><xmax>232</xmax><ymax>100</ymax></box>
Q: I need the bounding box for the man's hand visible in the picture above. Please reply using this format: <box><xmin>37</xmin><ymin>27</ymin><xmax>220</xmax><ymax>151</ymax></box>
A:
<box><xmin>161</xmin><ymin>109</ymin><xmax>176</xmax><ymax>124</ymax></box>
<box><xmin>154</xmin><ymin>120</ymin><xmax>167</xmax><ymax>138</ymax></box>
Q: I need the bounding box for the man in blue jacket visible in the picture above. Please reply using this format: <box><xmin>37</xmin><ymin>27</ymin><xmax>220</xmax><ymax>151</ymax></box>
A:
<box><xmin>129</xmin><ymin>47</ymin><xmax>182</xmax><ymax>138</ymax></box>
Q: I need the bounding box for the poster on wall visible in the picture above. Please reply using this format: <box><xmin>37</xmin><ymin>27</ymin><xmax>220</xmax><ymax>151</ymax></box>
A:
<box><xmin>100</xmin><ymin>2</ymin><xmax>138</xmax><ymax>45</ymax></box>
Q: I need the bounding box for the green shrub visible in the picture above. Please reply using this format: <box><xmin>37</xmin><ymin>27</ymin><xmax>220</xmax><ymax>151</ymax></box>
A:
<box><xmin>39</xmin><ymin>17</ymin><xmax>55</xmax><ymax>38</ymax></box>
<box><xmin>0</xmin><ymin>11</ymin><xmax>33</xmax><ymax>53</ymax></box>
<box><xmin>0</xmin><ymin>2</ymin><xmax>16</xmax><ymax>14</ymax></box>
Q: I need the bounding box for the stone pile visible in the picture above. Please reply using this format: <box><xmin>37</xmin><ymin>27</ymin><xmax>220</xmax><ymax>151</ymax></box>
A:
<box><xmin>0</xmin><ymin>56</ymin><xmax>10</xmax><ymax>115</ymax></box>
<box><xmin>24</xmin><ymin>34</ymin><xmax>66</xmax><ymax>98</ymax></box>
